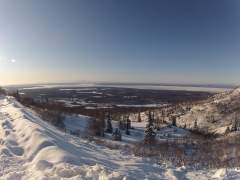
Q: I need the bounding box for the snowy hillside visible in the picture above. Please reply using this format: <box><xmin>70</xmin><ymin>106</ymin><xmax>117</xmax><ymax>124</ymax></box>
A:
<box><xmin>63</xmin><ymin>114</ymin><xmax>191</xmax><ymax>144</ymax></box>
<box><xmin>177</xmin><ymin>88</ymin><xmax>240</xmax><ymax>135</ymax></box>
<box><xmin>0</xmin><ymin>96</ymin><xmax>240</xmax><ymax>179</ymax></box>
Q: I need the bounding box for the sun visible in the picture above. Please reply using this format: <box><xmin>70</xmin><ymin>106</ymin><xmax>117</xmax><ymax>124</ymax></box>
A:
<box><xmin>11</xmin><ymin>59</ymin><xmax>16</xmax><ymax>63</ymax></box>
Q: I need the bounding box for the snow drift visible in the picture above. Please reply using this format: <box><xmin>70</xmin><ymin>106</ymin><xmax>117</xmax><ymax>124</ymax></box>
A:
<box><xmin>0</xmin><ymin>96</ymin><xmax>123</xmax><ymax>179</ymax></box>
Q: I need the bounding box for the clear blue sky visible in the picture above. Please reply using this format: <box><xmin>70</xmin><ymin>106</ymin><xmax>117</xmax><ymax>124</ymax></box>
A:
<box><xmin>0</xmin><ymin>0</ymin><xmax>240</xmax><ymax>85</ymax></box>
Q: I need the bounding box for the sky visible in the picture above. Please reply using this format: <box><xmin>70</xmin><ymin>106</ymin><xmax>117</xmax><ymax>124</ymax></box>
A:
<box><xmin>0</xmin><ymin>0</ymin><xmax>240</xmax><ymax>85</ymax></box>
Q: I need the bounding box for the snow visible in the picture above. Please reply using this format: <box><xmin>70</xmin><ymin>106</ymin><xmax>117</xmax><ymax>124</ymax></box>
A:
<box><xmin>59</xmin><ymin>88</ymin><xmax>98</xmax><ymax>91</ymax></box>
<box><xmin>63</xmin><ymin>117</ymin><xmax>191</xmax><ymax>144</ymax></box>
<box><xmin>0</xmin><ymin>96</ymin><xmax>240</xmax><ymax>179</ymax></box>
<box><xmin>20</xmin><ymin>84</ymin><xmax>96</xmax><ymax>90</ymax></box>
<box><xmin>76</xmin><ymin>91</ymin><xmax>103</xmax><ymax>95</ymax></box>
<box><xmin>116</xmin><ymin>104</ymin><xmax>168</xmax><ymax>108</ymax></box>
<box><xmin>231</xmin><ymin>87</ymin><xmax>240</xmax><ymax>96</ymax></box>
<box><xmin>177</xmin><ymin>87</ymin><xmax>240</xmax><ymax>135</ymax></box>
<box><xmin>63</xmin><ymin>114</ymin><xmax>91</xmax><ymax>133</ymax></box>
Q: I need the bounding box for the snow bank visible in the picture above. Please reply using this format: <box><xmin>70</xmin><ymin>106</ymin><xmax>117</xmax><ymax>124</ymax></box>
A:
<box><xmin>0</xmin><ymin>97</ymin><xmax>123</xmax><ymax>179</ymax></box>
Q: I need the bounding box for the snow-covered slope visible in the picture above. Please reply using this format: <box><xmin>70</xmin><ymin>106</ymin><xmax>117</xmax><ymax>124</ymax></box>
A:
<box><xmin>177</xmin><ymin>87</ymin><xmax>240</xmax><ymax>135</ymax></box>
<box><xmin>0</xmin><ymin>96</ymin><xmax>240</xmax><ymax>179</ymax></box>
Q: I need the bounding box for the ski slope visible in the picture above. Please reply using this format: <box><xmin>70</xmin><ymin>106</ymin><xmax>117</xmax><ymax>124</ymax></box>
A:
<box><xmin>0</xmin><ymin>96</ymin><xmax>240</xmax><ymax>179</ymax></box>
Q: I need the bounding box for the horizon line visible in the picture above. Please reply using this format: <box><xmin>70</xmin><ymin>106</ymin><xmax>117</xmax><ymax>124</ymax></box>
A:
<box><xmin>2</xmin><ymin>81</ymin><xmax>237</xmax><ymax>89</ymax></box>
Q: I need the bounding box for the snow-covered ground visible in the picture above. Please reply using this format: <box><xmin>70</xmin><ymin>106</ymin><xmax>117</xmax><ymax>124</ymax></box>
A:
<box><xmin>63</xmin><ymin>114</ymin><xmax>91</xmax><ymax>133</ymax></box>
<box><xmin>177</xmin><ymin>87</ymin><xmax>240</xmax><ymax>135</ymax></box>
<box><xmin>0</xmin><ymin>96</ymin><xmax>240</xmax><ymax>179</ymax></box>
<box><xmin>63</xmin><ymin>114</ymin><xmax>190</xmax><ymax>144</ymax></box>
<box><xmin>116</xmin><ymin>104</ymin><xmax>168</xmax><ymax>108</ymax></box>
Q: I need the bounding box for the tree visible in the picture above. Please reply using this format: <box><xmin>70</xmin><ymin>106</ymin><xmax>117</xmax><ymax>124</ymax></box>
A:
<box><xmin>97</xmin><ymin>111</ymin><xmax>105</xmax><ymax>136</ymax></box>
<box><xmin>194</xmin><ymin>119</ymin><xmax>198</xmax><ymax>129</ymax></box>
<box><xmin>184</xmin><ymin>123</ymin><xmax>187</xmax><ymax>129</ymax></box>
<box><xmin>231</xmin><ymin>113</ymin><xmax>239</xmax><ymax>131</ymax></box>
<box><xmin>105</xmin><ymin>112</ymin><xmax>113</xmax><ymax>133</ymax></box>
<box><xmin>138</xmin><ymin>112</ymin><xmax>142</xmax><ymax>122</ymax></box>
<box><xmin>156</xmin><ymin>110</ymin><xmax>164</xmax><ymax>130</ymax></box>
<box><xmin>125</xmin><ymin>115</ymin><xmax>131</xmax><ymax>135</ymax></box>
<box><xmin>0</xmin><ymin>87</ymin><xmax>6</xmax><ymax>95</ymax></box>
<box><xmin>155</xmin><ymin>116</ymin><xmax>161</xmax><ymax>130</ymax></box>
<box><xmin>112</xmin><ymin>128</ymin><xmax>122</xmax><ymax>141</ymax></box>
<box><xmin>12</xmin><ymin>89</ymin><xmax>21</xmax><ymax>101</ymax></box>
<box><xmin>89</xmin><ymin>111</ymin><xmax>105</xmax><ymax>137</ymax></box>
<box><xmin>144</xmin><ymin>111</ymin><xmax>156</xmax><ymax>145</ymax></box>
<box><xmin>171</xmin><ymin>115</ymin><xmax>177</xmax><ymax>126</ymax></box>
<box><xmin>119</xmin><ymin>115</ymin><xmax>125</xmax><ymax>130</ymax></box>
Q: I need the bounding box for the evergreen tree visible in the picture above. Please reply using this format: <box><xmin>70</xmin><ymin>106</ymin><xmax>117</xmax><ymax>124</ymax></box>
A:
<box><xmin>119</xmin><ymin>120</ymin><xmax>122</xmax><ymax>129</ymax></box>
<box><xmin>112</xmin><ymin>128</ymin><xmax>122</xmax><ymax>141</ymax></box>
<box><xmin>138</xmin><ymin>112</ymin><xmax>142</xmax><ymax>122</ymax></box>
<box><xmin>194</xmin><ymin>119</ymin><xmax>198</xmax><ymax>129</ymax></box>
<box><xmin>105</xmin><ymin>112</ymin><xmax>113</xmax><ymax>133</ymax></box>
<box><xmin>14</xmin><ymin>89</ymin><xmax>21</xmax><ymax>101</ymax></box>
<box><xmin>144</xmin><ymin>111</ymin><xmax>156</xmax><ymax>144</ymax></box>
<box><xmin>0</xmin><ymin>87</ymin><xmax>6</xmax><ymax>95</ymax></box>
<box><xmin>119</xmin><ymin>115</ymin><xmax>124</xmax><ymax>130</ymax></box>
<box><xmin>184</xmin><ymin>123</ymin><xmax>187</xmax><ymax>129</ymax></box>
<box><xmin>156</xmin><ymin>116</ymin><xmax>161</xmax><ymax>130</ymax></box>
<box><xmin>125</xmin><ymin>115</ymin><xmax>131</xmax><ymax>135</ymax></box>
<box><xmin>161</xmin><ymin>110</ymin><xmax>165</xmax><ymax>123</ymax></box>
<box><xmin>96</xmin><ymin>111</ymin><xmax>105</xmax><ymax>137</ymax></box>
<box><xmin>171</xmin><ymin>115</ymin><xmax>176</xmax><ymax>126</ymax></box>
<box><xmin>232</xmin><ymin>119</ymin><xmax>236</xmax><ymax>131</ymax></box>
<box><xmin>232</xmin><ymin>114</ymin><xmax>239</xmax><ymax>131</ymax></box>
